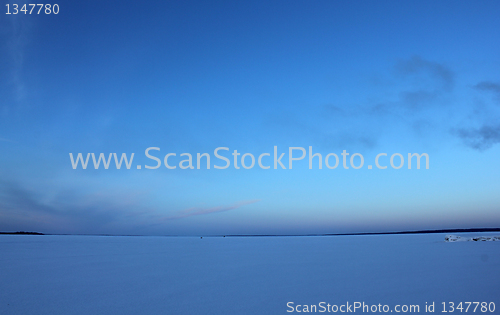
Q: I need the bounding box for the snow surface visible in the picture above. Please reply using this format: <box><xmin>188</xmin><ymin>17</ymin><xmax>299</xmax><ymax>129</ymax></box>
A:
<box><xmin>0</xmin><ymin>233</ymin><xmax>499</xmax><ymax>314</ymax></box>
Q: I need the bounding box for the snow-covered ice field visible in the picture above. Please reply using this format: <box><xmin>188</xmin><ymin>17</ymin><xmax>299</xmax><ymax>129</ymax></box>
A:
<box><xmin>1</xmin><ymin>233</ymin><xmax>499</xmax><ymax>314</ymax></box>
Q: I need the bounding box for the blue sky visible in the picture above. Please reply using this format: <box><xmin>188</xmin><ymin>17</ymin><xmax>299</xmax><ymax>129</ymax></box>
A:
<box><xmin>1</xmin><ymin>0</ymin><xmax>500</xmax><ymax>235</ymax></box>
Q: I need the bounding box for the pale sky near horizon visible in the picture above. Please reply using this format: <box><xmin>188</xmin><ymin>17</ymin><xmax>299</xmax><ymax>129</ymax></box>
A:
<box><xmin>1</xmin><ymin>0</ymin><xmax>500</xmax><ymax>235</ymax></box>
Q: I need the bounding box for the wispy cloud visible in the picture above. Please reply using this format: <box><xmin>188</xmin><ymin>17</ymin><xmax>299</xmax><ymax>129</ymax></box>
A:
<box><xmin>161</xmin><ymin>200</ymin><xmax>261</xmax><ymax>220</ymax></box>
<box><xmin>314</xmin><ymin>56</ymin><xmax>455</xmax><ymax>149</ymax></box>
<box><xmin>363</xmin><ymin>58</ymin><xmax>500</xmax><ymax>151</ymax></box>
<box><xmin>474</xmin><ymin>81</ymin><xmax>500</xmax><ymax>94</ymax></box>
<box><xmin>395</xmin><ymin>56</ymin><xmax>455</xmax><ymax>91</ymax></box>
<box><xmin>454</xmin><ymin>81</ymin><xmax>500</xmax><ymax>150</ymax></box>
<box><xmin>260</xmin><ymin>56</ymin><xmax>458</xmax><ymax>153</ymax></box>
<box><xmin>384</xmin><ymin>56</ymin><xmax>456</xmax><ymax>111</ymax></box>
<box><xmin>455</xmin><ymin>124</ymin><xmax>500</xmax><ymax>151</ymax></box>
<box><xmin>473</xmin><ymin>81</ymin><xmax>500</xmax><ymax>104</ymax></box>
<box><xmin>0</xmin><ymin>180</ymin><xmax>152</xmax><ymax>234</ymax></box>
<box><xmin>0</xmin><ymin>179</ymin><xmax>261</xmax><ymax>234</ymax></box>
<box><xmin>1</xmin><ymin>15</ymin><xmax>30</xmax><ymax>107</ymax></box>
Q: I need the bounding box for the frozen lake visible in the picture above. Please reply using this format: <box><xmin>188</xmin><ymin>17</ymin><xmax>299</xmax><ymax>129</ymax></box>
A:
<box><xmin>0</xmin><ymin>233</ymin><xmax>499</xmax><ymax>314</ymax></box>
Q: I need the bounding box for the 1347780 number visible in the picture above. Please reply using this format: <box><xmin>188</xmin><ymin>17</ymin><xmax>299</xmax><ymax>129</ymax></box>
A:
<box><xmin>6</xmin><ymin>4</ymin><xmax>59</xmax><ymax>14</ymax></box>
<box><xmin>442</xmin><ymin>302</ymin><xmax>495</xmax><ymax>313</ymax></box>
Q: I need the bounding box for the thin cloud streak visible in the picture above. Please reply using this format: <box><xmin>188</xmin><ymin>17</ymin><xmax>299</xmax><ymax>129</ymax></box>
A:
<box><xmin>161</xmin><ymin>200</ymin><xmax>261</xmax><ymax>221</ymax></box>
<box><xmin>474</xmin><ymin>81</ymin><xmax>500</xmax><ymax>94</ymax></box>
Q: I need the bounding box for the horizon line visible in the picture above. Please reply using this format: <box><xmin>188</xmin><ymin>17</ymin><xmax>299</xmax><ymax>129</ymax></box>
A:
<box><xmin>2</xmin><ymin>227</ymin><xmax>500</xmax><ymax>237</ymax></box>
